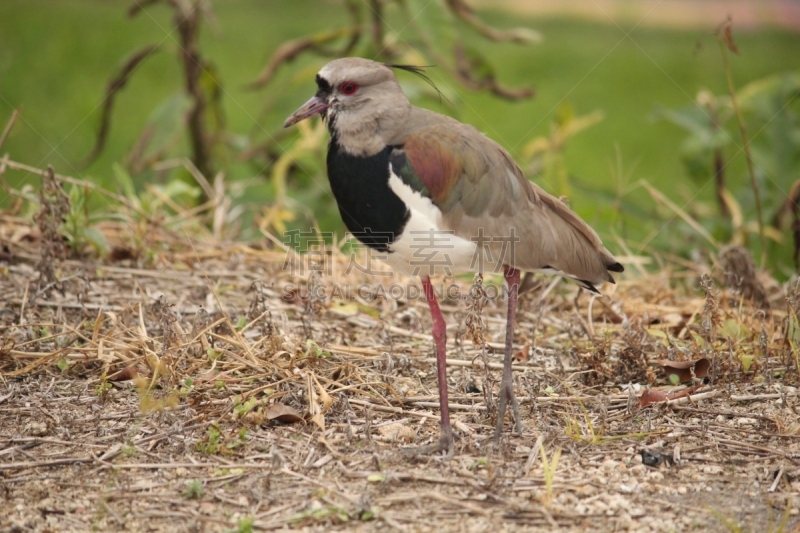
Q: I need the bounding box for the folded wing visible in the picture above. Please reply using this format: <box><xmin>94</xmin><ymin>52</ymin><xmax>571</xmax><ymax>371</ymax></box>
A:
<box><xmin>389</xmin><ymin>121</ymin><xmax>623</xmax><ymax>291</ymax></box>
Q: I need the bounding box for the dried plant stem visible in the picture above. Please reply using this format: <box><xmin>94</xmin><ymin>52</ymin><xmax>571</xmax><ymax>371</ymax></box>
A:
<box><xmin>0</xmin><ymin>109</ymin><xmax>20</xmax><ymax>152</ymax></box>
<box><xmin>83</xmin><ymin>46</ymin><xmax>159</xmax><ymax>167</ymax></box>
<box><xmin>175</xmin><ymin>0</ymin><xmax>214</xmax><ymax>188</ymax></box>
<box><xmin>35</xmin><ymin>166</ymin><xmax>70</xmax><ymax>289</ymax></box>
<box><xmin>369</xmin><ymin>0</ymin><xmax>383</xmax><ymax>53</ymax></box>
<box><xmin>717</xmin><ymin>23</ymin><xmax>766</xmax><ymax>267</ymax></box>
<box><xmin>446</xmin><ymin>0</ymin><xmax>539</xmax><ymax>43</ymax></box>
<box><xmin>713</xmin><ymin>148</ymin><xmax>728</xmax><ymax>217</ymax></box>
<box><xmin>794</xmin><ymin>185</ymin><xmax>800</xmax><ymax>271</ymax></box>
<box><xmin>638</xmin><ymin>180</ymin><xmax>717</xmax><ymax>248</ymax></box>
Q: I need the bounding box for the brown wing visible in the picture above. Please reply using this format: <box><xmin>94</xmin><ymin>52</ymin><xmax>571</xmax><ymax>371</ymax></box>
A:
<box><xmin>390</xmin><ymin>117</ymin><xmax>622</xmax><ymax>287</ymax></box>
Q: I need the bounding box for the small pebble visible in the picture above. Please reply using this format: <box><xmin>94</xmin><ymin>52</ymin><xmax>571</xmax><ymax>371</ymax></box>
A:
<box><xmin>602</xmin><ymin>459</ymin><xmax>620</xmax><ymax>473</ymax></box>
<box><xmin>377</xmin><ymin>422</ymin><xmax>414</xmax><ymax>442</ymax></box>
<box><xmin>25</xmin><ymin>421</ymin><xmax>48</xmax><ymax>436</ymax></box>
<box><xmin>629</xmin><ymin>506</ymin><xmax>646</xmax><ymax>518</ymax></box>
<box><xmin>630</xmin><ymin>464</ymin><xmax>647</xmax><ymax>476</ymax></box>
<box><xmin>616</xmin><ymin>512</ymin><xmax>633</xmax><ymax>530</ymax></box>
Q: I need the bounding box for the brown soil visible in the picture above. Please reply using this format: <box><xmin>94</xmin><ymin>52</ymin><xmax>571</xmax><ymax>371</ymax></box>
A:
<box><xmin>1</xmin><ymin>209</ymin><xmax>800</xmax><ymax>532</ymax></box>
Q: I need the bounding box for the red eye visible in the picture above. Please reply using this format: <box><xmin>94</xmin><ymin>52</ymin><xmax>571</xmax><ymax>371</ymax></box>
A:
<box><xmin>338</xmin><ymin>82</ymin><xmax>359</xmax><ymax>95</ymax></box>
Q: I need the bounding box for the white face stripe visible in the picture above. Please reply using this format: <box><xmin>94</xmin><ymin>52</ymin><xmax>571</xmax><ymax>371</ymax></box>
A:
<box><xmin>318</xmin><ymin>64</ymin><xmax>334</xmax><ymax>81</ymax></box>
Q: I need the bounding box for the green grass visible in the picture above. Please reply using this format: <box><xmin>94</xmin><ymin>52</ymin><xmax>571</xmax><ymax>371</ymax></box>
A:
<box><xmin>0</xmin><ymin>0</ymin><xmax>798</xmax><ymax>271</ymax></box>
<box><xmin>0</xmin><ymin>0</ymin><xmax>348</xmax><ymax>177</ymax></box>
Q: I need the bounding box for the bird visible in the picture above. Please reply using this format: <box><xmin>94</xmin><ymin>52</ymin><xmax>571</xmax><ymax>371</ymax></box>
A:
<box><xmin>284</xmin><ymin>57</ymin><xmax>623</xmax><ymax>457</ymax></box>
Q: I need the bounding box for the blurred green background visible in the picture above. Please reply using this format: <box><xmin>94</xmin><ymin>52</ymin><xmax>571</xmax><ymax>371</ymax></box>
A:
<box><xmin>0</xmin><ymin>0</ymin><xmax>798</xmax><ymax>277</ymax></box>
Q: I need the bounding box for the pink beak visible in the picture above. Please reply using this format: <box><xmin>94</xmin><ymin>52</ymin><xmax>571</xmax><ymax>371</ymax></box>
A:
<box><xmin>283</xmin><ymin>95</ymin><xmax>329</xmax><ymax>128</ymax></box>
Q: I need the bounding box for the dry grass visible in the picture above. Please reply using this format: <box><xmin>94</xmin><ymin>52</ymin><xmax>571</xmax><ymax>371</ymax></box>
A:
<box><xmin>1</xmin><ymin>164</ymin><xmax>800</xmax><ymax>532</ymax></box>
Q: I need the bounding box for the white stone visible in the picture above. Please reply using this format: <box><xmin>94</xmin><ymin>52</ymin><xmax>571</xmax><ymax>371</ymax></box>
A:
<box><xmin>602</xmin><ymin>459</ymin><xmax>620</xmax><ymax>473</ymax></box>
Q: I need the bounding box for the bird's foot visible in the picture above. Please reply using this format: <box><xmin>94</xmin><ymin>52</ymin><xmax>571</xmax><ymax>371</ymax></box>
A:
<box><xmin>493</xmin><ymin>379</ymin><xmax>522</xmax><ymax>443</ymax></box>
<box><xmin>401</xmin><ymin>429</ymin><xmax>454</xmax><ymax>460</ymax></box>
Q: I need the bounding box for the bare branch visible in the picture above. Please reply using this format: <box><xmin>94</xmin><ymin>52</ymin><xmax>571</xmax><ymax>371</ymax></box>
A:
<box><xmin>175</xmin><ymin>0</ymin><xmax>214</xmax><ymax>185</ymax></box>
<box><xmin>445</xmin><ymin>0</ymin><xmax>540</xmax><ymax>44</ymax></box>
<box><xmin>246</xmin><ymin>28</ymin><xmax>362</xmax><ymax>90</ymax></box>
<box><xmin>128</xmin><ymin>0</ymin><xmax>162</xmax><ymax>18</ymax></box>
<box><xmin>0</xmin><ymin>108</ymin><xmax>20</xmax><ymax>152</ymax></box>
<box><xmin>82</xmin><ymin>45</ymin><xmax>160</xmax><ymax>167</ymax></box>
<box><xmin>397</xmin><ymin>0</ymin><xmax>534</xmax><ymax>100</ymax></box>
<box><xmin>771</xmin><ymin>179</ymin><xmax>800</xmax><ymax>271</ymax></box>
<box><xmin>453</xmin><ymin>43</ymin><xmax>534</xmax><ymax>100</ymax></box>
<box><xmin>369</xmin><ymin>0</ymin><xmax>383</xmax><ymax>53</ymax></box>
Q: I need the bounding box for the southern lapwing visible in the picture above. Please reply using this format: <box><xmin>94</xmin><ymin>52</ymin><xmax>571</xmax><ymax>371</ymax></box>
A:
<box><xmin>284</xmin><ymin>57</ymin><xmax>623</xmax><ymax>457</ymax></box>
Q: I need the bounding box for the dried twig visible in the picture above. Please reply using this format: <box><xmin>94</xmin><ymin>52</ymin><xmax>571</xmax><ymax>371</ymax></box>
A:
<box><xmin>34</xmin><ymin>166</ymin><xmax>70</xmax><ymax>291</ymax></box>
<box><xmin>445</xmin><ymin>0</ymin><xmax>540</xmax><ymax>44</ymax></box>
<box><xmin>82</xmin><ymin>45</ymin><xmax>160</xmax><ymax>167</ymax></box>
<box><xmin>247</xmin><ymin>27</ymin><xmax>361</xmax><ymax>90</ymax></box>
<box><xmin>716</xmin><ymin>17</ymin><xmax>766</xmax><ymax>266</ymax></box>
<box><xmin>0</xmin><ymin>108</ymin><xmax>20</xmax><ymax>152</ymax></box>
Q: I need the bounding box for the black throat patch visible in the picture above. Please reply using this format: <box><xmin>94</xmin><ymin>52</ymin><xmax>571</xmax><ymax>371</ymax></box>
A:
<box><xmin>326</xmin><ymin>137</ymin><xmax>410</xmax><ymax>252</ymax></box>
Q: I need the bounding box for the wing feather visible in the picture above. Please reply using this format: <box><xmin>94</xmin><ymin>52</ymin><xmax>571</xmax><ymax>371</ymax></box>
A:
<box><xmin>389</xmin><ymin>115</ymin><xmax>623</xmax><ymax>285</ymax></box>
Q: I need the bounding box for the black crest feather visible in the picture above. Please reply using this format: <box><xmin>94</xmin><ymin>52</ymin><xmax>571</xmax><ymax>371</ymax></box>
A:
<box><xmin>387</xmin><ymin>64</ymin><xmax>446</xmax><ymax>103</ymax></box>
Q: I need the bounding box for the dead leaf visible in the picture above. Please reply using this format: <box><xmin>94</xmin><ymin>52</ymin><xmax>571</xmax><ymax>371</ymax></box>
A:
<box><xmin>640</xmin><ymin>384</ymin><xmax>704</xmax><ymax>407</ymax></box>
<box><xmin>513</xmin><ymin>344</ymin><xmax>530</xmax><ymax>362</ymax></box>
<box><xmin>639</xmin><ymin>388</ymin><xmax>669</xmax><ymax>407</ymax></box>
<box><xmin>108</xmin><ymin>365</ymin><xmax>139</xmax><ymax>381</ymax></box>
<box><xmin>307</xmin><ymin>413</ymin><xmax>322</xmax><ymax>430</ymax></box>
<box><xmin>311</xmin><ymin>373</ymin><xmax>332</xmax><ymax>414</ymax></box>
<box><xmin>719</xmin><ymin>18</ymin><xmax>740</xmax><ymax>55</ymax></box>
<box><xmin>266</xmin><ymin>404</ymin><xmax>303</xmax><ymax>424</ymax></box>
<box><xmin>305</xmin><ymin>373</ymin><xmax>329</xmax><ymax>431</ymax></box>
<box><xmin>659</xmin><ymin>358</ymin><xmax>710</xmax><ymax>383</ymax></box>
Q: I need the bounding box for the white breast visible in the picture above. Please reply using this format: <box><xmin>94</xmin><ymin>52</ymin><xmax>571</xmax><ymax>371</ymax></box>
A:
<box><xmin>381</xmin><ymin>170</ymin><xmax>481</xmax><ymax>278</ymax></box>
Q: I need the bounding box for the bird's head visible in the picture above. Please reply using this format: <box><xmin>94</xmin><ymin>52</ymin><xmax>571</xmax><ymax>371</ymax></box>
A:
<box><xmin>284</xmin><ymin>58</ymin><xmax>415</xmax><ymax>155</ymax></box>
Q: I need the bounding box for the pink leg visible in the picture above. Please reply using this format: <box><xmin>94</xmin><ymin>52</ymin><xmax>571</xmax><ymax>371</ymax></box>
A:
<box><xmin>405</xmin><ymin>276</ymin><xmax>453</xmax><ymax>457</ymax></box>
<box><xmin>494</xmin><ymin>266</ymin><xmax>523</xmax><ymax>442</ymax></box>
